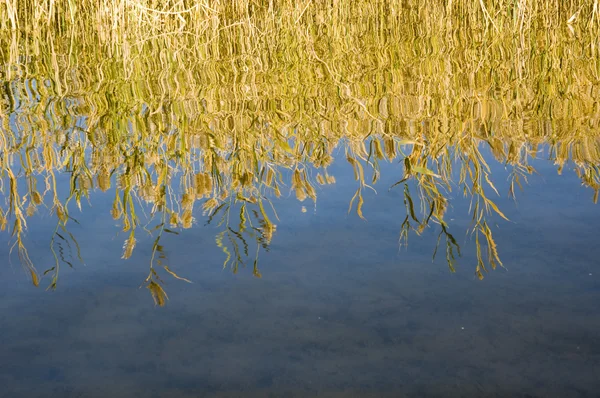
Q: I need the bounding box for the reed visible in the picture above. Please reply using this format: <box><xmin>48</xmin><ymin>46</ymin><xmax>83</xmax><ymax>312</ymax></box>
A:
<box><xmin>0</xmin><ymin>0</ymin><xmax>598</xmax><ymax>304</ymax></box>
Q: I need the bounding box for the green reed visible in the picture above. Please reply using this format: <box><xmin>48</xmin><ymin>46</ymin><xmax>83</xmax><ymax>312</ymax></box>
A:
<box><xmin>0</xmin><ymin>1</ymin><xmax>598</xmax><ymax>304</ymax></box>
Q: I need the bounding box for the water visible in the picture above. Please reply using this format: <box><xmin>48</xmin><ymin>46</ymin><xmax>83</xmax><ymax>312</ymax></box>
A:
<box><xmin>1</xmin><ymin>155</ymin><xmax>599</xmax><ymax>397</ymax></box>
<box><xmin>1</xmin><ymin>1</ymin><xmax>600</xmax><ymax>396</ymax></box>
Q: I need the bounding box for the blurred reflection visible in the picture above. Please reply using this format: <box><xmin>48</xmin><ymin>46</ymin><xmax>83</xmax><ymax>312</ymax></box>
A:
<box><xmin>1</xmin><ymin>1</ymin><xmax>598</xmax><ymax>304</ymax></box>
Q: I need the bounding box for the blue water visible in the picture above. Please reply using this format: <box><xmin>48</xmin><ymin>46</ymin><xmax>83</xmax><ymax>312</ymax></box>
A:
<box><xmin>1</xmin><ymin>152</ymin><xmax>599</xmax><ymax>397</ymax></box>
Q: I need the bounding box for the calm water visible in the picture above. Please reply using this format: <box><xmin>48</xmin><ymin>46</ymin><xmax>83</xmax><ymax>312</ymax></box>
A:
<box><xmin>2</xmin><ymin>1</ymin><xmax>600</xmax><ymax>397</ymax></box>
<box><xmin>1</xmin><ymin>154</ymin><xmax>599</xmax><ymax>397</ymax></box>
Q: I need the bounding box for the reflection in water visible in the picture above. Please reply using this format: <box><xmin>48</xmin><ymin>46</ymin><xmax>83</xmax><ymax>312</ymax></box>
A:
<box><xmin>1</xmin><ymin>1</ymin><xmax>599</xmax><ymax>305</ymax></box>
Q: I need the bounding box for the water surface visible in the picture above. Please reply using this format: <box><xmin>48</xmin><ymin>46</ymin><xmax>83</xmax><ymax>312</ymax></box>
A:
<box><xmin>1</xmin><ymin>1</ymin><xmax>599</xmax><ymax>396</ymax></box>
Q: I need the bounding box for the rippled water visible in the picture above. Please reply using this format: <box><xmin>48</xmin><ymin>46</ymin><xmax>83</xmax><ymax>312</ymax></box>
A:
<box><xmin>1</xmin><ymin>1</ymin><xmax>600</xmax><ymax>397</ymax></box>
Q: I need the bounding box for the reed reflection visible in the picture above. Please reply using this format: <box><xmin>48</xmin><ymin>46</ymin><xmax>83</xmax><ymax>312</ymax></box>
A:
<box><xmin>1</xmin><ymin>0</ymin><xmax>598</xmax><ymax>304</ymax></box>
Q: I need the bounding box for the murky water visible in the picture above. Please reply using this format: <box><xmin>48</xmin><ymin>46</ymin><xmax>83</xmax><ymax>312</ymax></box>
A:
<box><xmin>1</xmin><ymin>2</ymin><xmax>600</xmax><ymax>397</ymax></box>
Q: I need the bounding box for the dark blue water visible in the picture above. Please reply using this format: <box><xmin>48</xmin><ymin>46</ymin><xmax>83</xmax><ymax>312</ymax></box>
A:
<box><xmin>1</xmin><ymin>152</ymin><xmax>599</xmax><ymax>397</ymax></box>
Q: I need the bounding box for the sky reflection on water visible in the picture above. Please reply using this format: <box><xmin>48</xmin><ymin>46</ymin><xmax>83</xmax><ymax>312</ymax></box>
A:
<box><xmin>1</xmin><ymin>152</ymin><xmax>599</xmax><ymax>397</ymax></box>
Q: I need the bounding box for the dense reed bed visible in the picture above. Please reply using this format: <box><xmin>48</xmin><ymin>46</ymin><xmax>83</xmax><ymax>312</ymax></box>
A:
<box><xmin>0</xmin><ymin>1</ymin><xmax>598</xmax><ymax>304</ymax></box>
